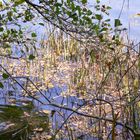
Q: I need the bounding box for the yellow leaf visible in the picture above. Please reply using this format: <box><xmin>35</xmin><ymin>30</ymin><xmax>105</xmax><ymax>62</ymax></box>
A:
<box><xmin>123</xmin><ymin>76</ymin><xmax>128</xmax><ymax>87</ymax></box>
<box><xmin>134</xmin><ymin>78</ymin><xmax>139</xmax><ymax>88</ymax></box>
<box><xmin>14</xmin><ymin>0</ymin><xmax>25</xmax><ymax>6</ymax></box>
<box><xmin>46</xmin><ymin>82</ymin><xmax>54</xmax><ymax>88</ymax></box>
<box><xmin>137</xmin><ymin>13</ymin><xmax>140</xmax><ymax>16</ymax></box>
<box><xmin>0</xmin><ymin>2</ymin><xmax>3</xmax><ymax>9</ymax></box>
<box><xmin>42</xmin><ymin>109</ymin><xmax>51</xmax><ymax>114</ymax></box>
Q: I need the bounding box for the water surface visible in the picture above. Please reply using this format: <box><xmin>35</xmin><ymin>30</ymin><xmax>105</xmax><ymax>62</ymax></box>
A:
<box><xmin>101</xmin><ymin>0</ymin><xmax>140</xmax><ymax>41</ymax></box>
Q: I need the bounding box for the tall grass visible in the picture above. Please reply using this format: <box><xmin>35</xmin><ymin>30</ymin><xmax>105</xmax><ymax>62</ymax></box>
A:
<box><xmin>0</xmin><ymin>25</ymin><xmax>140</xmax><ymax>139</ymax></box>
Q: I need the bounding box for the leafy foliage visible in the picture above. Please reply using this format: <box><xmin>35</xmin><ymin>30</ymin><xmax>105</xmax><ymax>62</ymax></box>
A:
<box><xmin>0</xmin><ymin>101</ymin><xmax>50</xmax><ymax>140</ymax></box>
<box><xmin>1</xmin><ymin>0</ymin><xmax>140</xmax><ymax>140</ymax></box>
<box><xmin>0</xmin><ymin>82</ymin><xmax>4</xmax><ymax>89</ymax></box>
<box><xmin>114</xmin><ymin>19</ymin><xmax>122</xmax><ymax>27</ymax></box>
<box><xmin>2</xmin><ymin>73</ymin><xmax>9</xmax><ymax>79</ymax></box>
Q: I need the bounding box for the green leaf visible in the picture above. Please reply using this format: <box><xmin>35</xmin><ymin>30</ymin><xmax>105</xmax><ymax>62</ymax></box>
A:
<box><xmin>29</xmin><ymin>54</ymin><xmax>35</xmax><ymax>60</ymax></box>
<box><xmin>15</xmin><ymin>0</ymin><xmax>25</xmax><ymax>6</ymax></box>
<box><xmin>0</xmin><ymin>82</ymin><xmax>4</xmax><ymax>89</ymax></box>
<box><xmin>31</xmin><ymin>32</ymin><xmax>37</xmax><ymax>37</ymax></box>
<box><xmin>55</xmin><ymin>6</ymin><xmax>60</xmax><ymax>14</ymax></box>
<box><xmin>39</xmin><ymin>23</ymin><xmax>44</xmax><ymax>26</ymax></box>
<box><xmin>7</xmin><ymin>11</ymin><xmax>13</xmax><ymax>21</ymax></box>
<box><xmin>2</xmin><ymin>73</ymin><xmax>9</xmax><ymax>79</ymax></box>
<box><xmin>96</xmin><ymin>0</ymin><xmax>100</xmax><ymax>3</ymax></box>
<box><xmin>105</xmin><ymin>19</ymin><xmax>110</xmax><ymax>22</ymax></box>
<box><xmin>90</xmin><ymin>50</ymin><xmax>95</xmax><ymax>63</ymax></box>
<box><xmin>24</xmin><ymin>10</ymin><xmax>34</xmax><ymax>21</ymax></box>
<box><xmin>76</xmin><ymin>6</ymin><xmax>81</xmax><ymax>17</ymax></box>
<box><xmin>71</xmin><ymin>14</ymin><xmax>78</xmax><ymax>21</ymax></box>
<box><xmin>95</xmin><ymin>14</ymin><xmax>102</xmax><ymax>20</ymax></box>
<box><xmin>55</xmin><ymin>2</ymin><xmax>62</xmax><ymax>7</ymax></box>
<box><xmin>0</xmin><ymin>27</ymin><xmax>4</xmax><ymax>32</ymax></box>
<box><xmin>67</xmin><ymin>0</ymin><xmax>70</xmax><ymax>5</ymax></box>
<box><xmin>81</xmin><ymin>0</ymin><xmax>87</xmax><ymax>4</ymax></box>
<box><xmin>12</xmin><ymin>7</ymin><xmax>17</xmax><ymax>12</ymax></box>
<box><xmin>106</xmin><ymin>6</ymin><xmax>112</xmax><ymax>10</ymax></box>
<box><xmin>100</xmin><ymin>27</ymin><xmax>108</xmax><ymax>32</ymax></box>
<box><xmin>71</xmin><ymin>2</ymin><xmax>75</xmax><ymax>11</ymax></box>
<box><xmin>86</xmin><ymin>10</ymin><xmax>92</xmax><ymax>16</ymax></box>
<box><xmin>114</xmin><ymin>19</ymin><xmax>122</xmax><ymax>27</ymax></box>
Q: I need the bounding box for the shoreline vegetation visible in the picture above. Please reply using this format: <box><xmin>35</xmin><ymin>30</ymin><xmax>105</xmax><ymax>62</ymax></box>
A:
<box><xmin>0</xmin><ymin>0</ymin><xmax>140</xmax><ymax>140</ymax></box>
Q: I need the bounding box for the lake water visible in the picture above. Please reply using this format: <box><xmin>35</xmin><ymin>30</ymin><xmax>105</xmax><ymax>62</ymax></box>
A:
<box><xmin>0</xmin><ymin>1</ymin><xmax>139</xmax><ymax>139</ymax></box>
<box><xmin>102</xmin><ymin>0</ymin><xmax>140</xmax><ymax>42</ymax></box>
